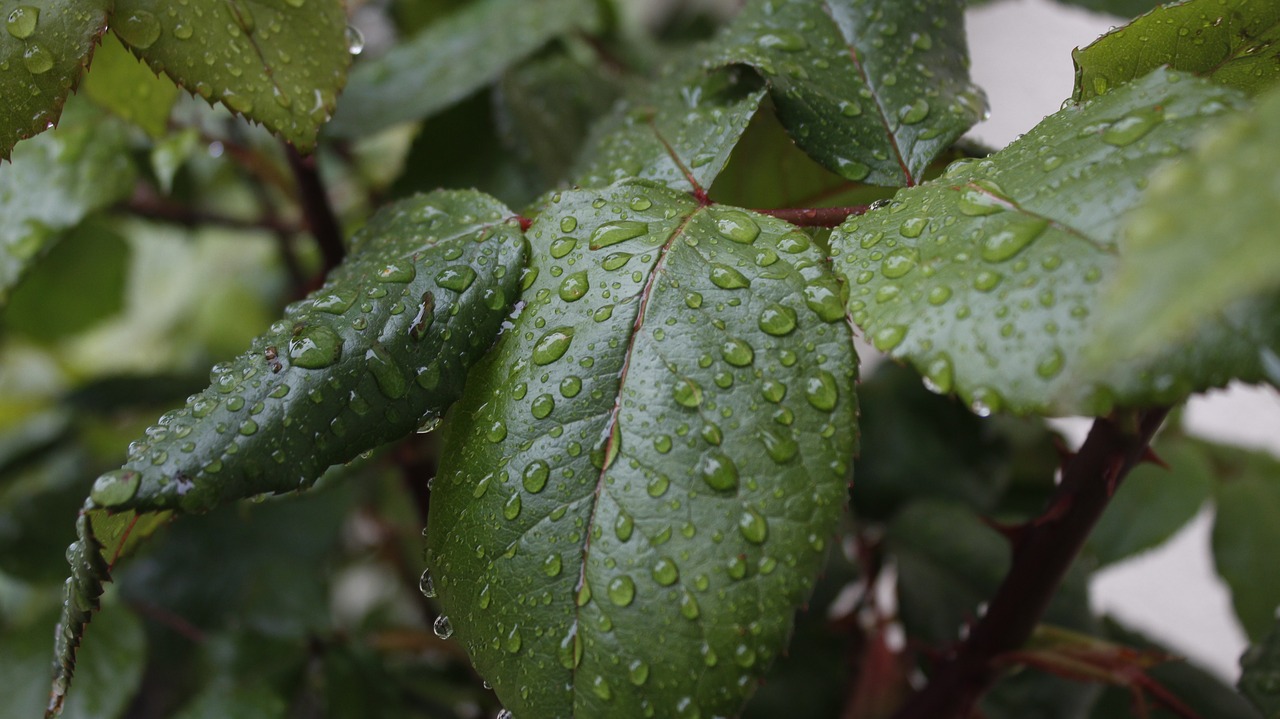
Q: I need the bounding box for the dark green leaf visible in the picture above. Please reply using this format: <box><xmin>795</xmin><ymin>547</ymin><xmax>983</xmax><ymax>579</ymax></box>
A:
<box><xmin>572</xmin><ymin>55</ymin><xmax>766</xmax><ymax>191</ymax></box>
<box><xmin>1092</xmin><ymin>83</ymin><xmax>1280</xmax><ymax>367</ymax></box>
<box><xmin>0</xmin><ymin>101</ymin><xmax>135</xmax><ymax>308</ymax></box>
<box><xmin>981</xmin><ymin>670</ymin><xmax>1099</xmax><ymax>719</ymax></box>
<box><xmin>0</xmin><ymin>0</ymin><xmax>109</xmax><ymax>158</ymax></box>
<box><xmin>427</xmin><ymin>182</ymin><xmax>858</xmax><ymax>718</ymax></box>
<box><xmin>1241</xmin><ymin>616</ymin><xmax>1280</xmax><ymax>718</ymax></box>
<box><xmin>708</xmin><ymin>0</ymin><xmax>986</xmax><ymax>186</ymax></box>
<box><xmin>111</xmin><ymin>0</ymin><xmax>351</xmax><ymax>151</ymax></box>
<box><xmin>1074</xmin><ymin>0</ymin><xmax>1280</xmax><ymax>102</ymax></box>
<box><xmin>329</xmin><ymin>0</ymin><xmax>601</xmax><ymax>138</ymax></box>
<box><xmin>0</xmin><ymin>445</ymin><xmax>89</xmax><ymax>583</ymax></box>
<box><xmin>1209</xmin><ymin>442</ymin><xmax>1280</xmax><ymax>640</ymax></box>
<box><xmin>827</xmin><ymin>68</ymin><xmax>1268</xmax><ymax>416</ymax></box>
<box><xmin>81</xmin><ymin>33</ymin><xmax>179</xmax><ymax>138</ymax></box>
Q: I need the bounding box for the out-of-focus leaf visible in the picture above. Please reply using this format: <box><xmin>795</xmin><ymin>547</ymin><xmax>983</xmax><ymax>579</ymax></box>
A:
<box><xmin>981</xmin><ymin>670</ymin><xmax>1100</xmax><ymax>719</ymax></box>
<box><xmin>169</xmin><ymin>633</ymin><xmax>303</xmax><ymax>719</ymax></box>
<box><xmin>4</xmin><ymin>221</ymin><xmax>129</xmax><ymax>344</ymax></box>
<box><xmin>828</xmin><ymin>68</ymin><xmax>1270</xmax><ymax>416</ymax></box>
<box><xmin>1241</xmin><ymin>616</ymin><xmax>1280</xmax><ymax>718</ymax></box>
<box><xmin>708</xmin><ymin>0</ymin><xmax>986</xmax><ymax>187</ymax></box>
<box><xmin>111</xmin><ymin>0</ymin><xmax>350</xmax><ymax>151</ymax></box>
<box><xmin>1074</xmin><ymin>0</ymin><xmax>1280</xmax><ymax>102</ymax></box>
<box><xmin>0</xmin><ymin>101</ymin><xmax>134</xmax><ymax>308</ymax></box>
<box><xmin>81</xmin><ymin>33</ymin><xmax>179</xmax><ymax>138</ymax></box>
<box><xmin>572</xmin><ymin>55</ymin><xmax>766</xmax><ymax>191</ymax></box>
<box><xmin>1053</xmin><ymin>0</ymin><xmax>1167</xmax><ymax>17</ymax></box>
<box><xmin>0</xmin><ymin>0</ymin><xmax>109</xmax><ymax>158</ymax></box>
<box><xmin>0</xmin><ymin>447</ymin><xmax>89</xmax><ymax>583</ymax></box>
<box><xmin>329</xmin><ymin>0</ymin><xmax>601</xmax><ymax>137</ymax></box>
<box><xmin>1085</xmin><ymin>436</ymin><xmax>1213</xmax><ymax>567</ymax></box>
<box><xmin>1092</xmin><ymin>83</ymin><xmax>1280</xmax><ymax>368</ymax></box>
<box><xmin>1209</xmin><ymin>442</ymin><xmax>1280</xmax><ymax>640</ymax></box>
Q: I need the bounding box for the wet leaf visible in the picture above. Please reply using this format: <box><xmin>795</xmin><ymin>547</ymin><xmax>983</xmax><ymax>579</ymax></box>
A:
<box><xmin>111</xmin><ymin>0</ymin><xmax>350</xmax><ymax>152</ymax></box>
<box><xmin>1074</xmin><ymin>0</ymin><xmax>1280</xmax><ymax>102</ymax></box>
<box><xmin>1209</xmin><ymin>442</ymin><xmax>1280</xmax><ymax>640</ymax></box>
<box><xmin>48</xmin><ymin>190</ymin><xmax>525</xmax><ymax>715</ymax></box>
<box><xmin>329</xmin><ymin>0</ymin><xmax>601</xmax><ymax>138</ymax></box>
<box><xmin>0</xmin><ymin>0</ymin><xmax>109</xmax><ymax>158</ymax></box>
<box><xmin>709</xmin><ymin>0</ymin><xmax>986</xmax><ymax>187</ymax></box>
<box><xmin>828</xmin><ymin>68</ymin><xmax>1272</xmax><ymax>416</ymax></box>
<box><xmin>572</xmin><ymin>55</ymin><xmax>766</xmax><ymax>191</ymax></box>
<box><xmin>427</xmin><ymin>181</ymin><xmax>858</xmax><ymax>719</ymax></box>
<box><xmin>81</xmin><ymin>33</ymin><xmax>179</xmax><ymax>138</ymax></box>
<box><xmin>1092</xmin><ymin>83</ymin><xmax>1280</xmax><ymax>371</ymax></box>
<box><xmin>1241</xmin><ymin>616</ymin><xmax>1280</xmax><ymax>718</ymax></box>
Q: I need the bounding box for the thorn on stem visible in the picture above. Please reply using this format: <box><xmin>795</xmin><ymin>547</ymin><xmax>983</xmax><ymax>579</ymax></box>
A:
<box><xmin>1140</xmin><ymin>447</ymin><xmax>1170</xmax><ymax>470</ymax></box>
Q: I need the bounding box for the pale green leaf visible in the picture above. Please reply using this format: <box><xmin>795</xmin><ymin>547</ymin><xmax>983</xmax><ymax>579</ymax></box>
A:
<box><xmin>81</xmin><ymin>33</ymin><xmax>179</xmax><ymax>138</ymax></box>
<box><xmin>708</xmin><ymin>0</ymin><xmax>986</xmax><ymax>186</ymax></box>
<box><xmin>0</xmin><ymin>0</ymin><xmax>109</xmax><ymax>158</ymax></box>
<box><xmin>427</xmin><ymin>182</ymin><xmax>858</xmax><ymax>718</ymax></box>
<box><xmin>828</xmin><ymin>68</ymin><xmax>1270</xmax><ymax>416</ymax></box>
<box><xmin>111</xmin><ymin>0</ymin><xmax>351</xmax><ymax>151</ymax></box>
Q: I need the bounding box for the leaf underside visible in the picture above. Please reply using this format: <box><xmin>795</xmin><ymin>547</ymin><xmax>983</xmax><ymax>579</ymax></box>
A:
<box><xmin>111</xmin><ymin>0</ymin><xmax>351</xmax><ymax>151</ymax></box>
<box><xmin>428</xmin><ymin>181</ymin><xmax>857</xmax><ymax>719</ymax></box>
<box><xmin>49</xmin><ymin>190</ymin><xmax>526</xmax><ymax>715</ymax></box>
<box><xmin>829</xmin><ymin>68</ymin><xmax>1275</xmax><ymax>416</ymax></box>
<box><xmin>709</xmin><ymin>0</ymin><xmax>986</xmax><ymax>187</ymax></box>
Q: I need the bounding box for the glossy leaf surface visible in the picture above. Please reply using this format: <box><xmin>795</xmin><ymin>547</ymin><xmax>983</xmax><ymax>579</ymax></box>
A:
<box><xmin>111</xmin><ymin>0</ymin><xmax>350</xmax><ymax>151</ymax></box>
<box><xmin>0</xmin><ymin>0</ymin><xmax>108</xmax><ymax>158</ymax></box>
<box><xmin>709</xmin><ymin>0</ymin><xmax>986</xmax><ymax>187</ymax></box>
<box><xmin>1074</xmin><ymin>0</ymin><xmax>1280</xmax><ymax>102</ymax></box>
<box><xmin>828</xmin><ymin>69</ymin><xmax>1269</xmax><ymax>416</ymax></box>
<box><xmin>329</xmin><ymin>0</ymin><xmax>600</xmax><ymax>137</ymax></box>
<box><xmin>427</xmin><ymin>181</ymin><xmax>857</xmax><ymax>718</ymax></box>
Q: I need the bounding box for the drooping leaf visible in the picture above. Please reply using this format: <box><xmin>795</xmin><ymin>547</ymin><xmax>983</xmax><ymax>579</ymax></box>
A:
<box><xmin>427</xmin><ymin>181</ymin><xmax>858</xmax><ymax>719</ymax></box>
<box><xmin>1209</xmin><ymin>442</ymin><xmax>1280</xmax><ymax>640</ymax></box>
<box><xmin>0</xmin><ymin>101</ymin><xmax>134</xmax><ymax>308</ymax></box>
<box><xmin>1073</xmin><ymin>0</ymin><xmax>1280</xmax><ymax>102</ymax></box>
<box><xmin>708</xmin><ymin>0</ymin><xmax>987</xmax><ymax>187</ymax></box>
<box><xmin>0</xmin><ymin>0</ymin><xmax>109</xmax><ymax>158</ymax></box>
<box><xmin>328</xmin><ymin>0</ymin><xmax>601</xmax><ymax>138</ymax></box>
<box><xmin>110</xmin><ymin>0</ymin><xmax>351</xmax><ymax>151</ymax></box>
<box><xmin>1241</xmin><ymin>616</ymin><xmax>1280</xmax><ymax>718</ymax></box>
<box><xmin>572</xmin><ymin>54</ymin><xmax>766</xmax><ymax>191</ymax></box>
<box><xmin>48</xmin><ymin>190</ymin><xmax>525</xmax><ymax>716</ymax></box>
<box><xmin>827</xmin><ymin>68</ymin><xmax>1271</xmax><ymax>416</ymax></box>
<box><xmin>1092</xmin><ymin>83</ymin><xmax>1280</xmax><ymax>367</ymax></box>
<box><xmin>81</xmin><ymin>33</ymin><xmax>180</xmax><ymax>138</ymax></box>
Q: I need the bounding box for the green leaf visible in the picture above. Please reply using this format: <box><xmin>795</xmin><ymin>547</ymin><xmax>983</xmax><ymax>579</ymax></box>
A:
<box><xmin>329</xmin><ymin>0</ymin><xmax>601</xmax><ymax>138</ymax></box>
<box><xmin>0</xmin><ymin>102</ymin><xmax>135</xmax><ymax>309</ymax></box>
<box><xmin>1241</xmin><ymin>616</ymin><xmax>1280</xmax><ymax>718</ymax></box>
<box><xmin>81</xmin><ymin>33</ymin><xmax>180</xmax><ymax>138</ymax></box>
<box><xmin>0</xmin><ymin>445</ymin><xmax>89</xmax><ymax>584</ymax></box>
<box><xmin>110</xmin><ymin>0</ymin><xmax>351</xmax><ymax>151</ymax></box>
<box><xmin>571</xmin><ymin>55</ymin><xmax>766</xmax><ymax>191</ymax></box>
<box><xmin>827</xmin><ymin>68</ymin><xmax>1267</xmax><ymax>416</ymax></box>
<box><xmin>1085</xmin><ymin>436</ymin><xmax>1213</xmax><ymax>567</ymax></box>
<box><xmin>427</xmin><ymin>181</ymin><xmax>858</xmax><ymax>719</ymax></box>
<box><xmin>1073</xmin><ymin>0</ymin><xmax>1280</xmax><ymax>102</ymax></box>
<box><xmin>1053</xmin><ymin>0</ymin><xmax>1171</xmax><ymax>18</ymax></box>
<box><xmin>1092</xmin><ymin>83</ymin><xmax>1280</xmax><ymax>368</ymax></box>
<box><xmin>48</xmin><ymin>190</ymin><xmax>525</xmax><ymax>715</ymax></box>
<box><xmin>1209</xmin><ymin>442</ymin><xmax>1280</xmax><ymax>640</ymax></box>
<box><xmin>0</xmin><ymin>0</ymin><xmax>110</xmax><ymax>158</ymax></box>
<box><xmin>708</xmin><ymin>0</ymin><xmax>986</xmax><ymax>187</ymax></box>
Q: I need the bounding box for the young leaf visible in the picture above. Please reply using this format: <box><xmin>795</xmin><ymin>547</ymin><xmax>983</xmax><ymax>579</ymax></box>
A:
<box><xmin>1241</xmin><ymin>617</ymin><xmax>1280</xmax><ymax>718</ymax></box>
<box><xmin>827</xmin><ymin>68</ymin><xmax>1269</xmax><ymax>416</ymax></box>
<box><xmin>571</xmin><ymin>55</ymin><xmax>766</xmax><ymax>191</ymax></box>
<box><xmin>48</xmin><ymin>190</ymin><xmax>525</xmax><ymax>716</ymax></box>
<box><xmin>427</xmin><ymin>181</ymin><xmax>858</xmax><ymax>719</ymax></box>
<box><xmin>708</xmin><ymin>0</ymin><xmax>986</xmax><ymax>187</ymax></box>
<box><xmin>1092</xmin><ymin>83</ymin><xmax>1280</xmax><ymax>367</ymax></box>
<box><xmin>328</xmin><ymin>0</ymin><xmax>601</xmax><ymax>138</ymax></box>
<box><xmin>1073</xmin><ymin>0</ymin><xmax>1280</xmax><ymax>102</ymax></box>
<box><xmin>1209</xmin><ymin>442</ymin><xmax>1280</xmax><ymax>640</ymax></box>
<box><xmin>0</xmin><ymin>0</ymin><xmax>109</xmax><ymax>158</ymax></box>
<box><xmin>110</xmin><ymin>0</ymin><xmax>351</xmax><ymax>152</ymax></box>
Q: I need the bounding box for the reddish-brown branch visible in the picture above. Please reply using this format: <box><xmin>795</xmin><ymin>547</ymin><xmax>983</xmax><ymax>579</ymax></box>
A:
<box><xmin>892</xmin><ymin>408</ymin><xmax>1171</xmax><ymax>719</ymax></box>
<box><xmin>122</xmin><ymin>188</ymin><xmax>301</xmax><ymax>235</ymax></box>
<box><xmin>284</xmin><ymin>145</ymin><xmax>345</xmax><ymax>274</ymax></box>
<box><xmin>756</xmin><ymin>205</ymin><xmax>870</xmax><ymax>228</ymax></box>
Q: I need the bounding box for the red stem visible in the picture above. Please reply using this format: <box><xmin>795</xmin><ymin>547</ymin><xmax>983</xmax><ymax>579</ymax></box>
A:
<box><xmin>284</xmin><ymin>145</ymin><xmax>345</xmax><ymax>274</ymax></box>
<box><xmin>756</xmin><ymin>205</ymin><xmax>870</xmax><ymax>228</ymax></box>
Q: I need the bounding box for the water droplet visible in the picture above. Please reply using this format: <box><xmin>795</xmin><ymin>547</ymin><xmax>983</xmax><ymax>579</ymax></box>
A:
<box><xmin>592</xmin><ymin>674</ymin><xmax>613</xmax><ymax>701</ymax></box>
<box><xmin>900</xmin><ymin>217</ymin><xmax>927</xmax><ymax>238</ymax></box>
<box><xmin>116</xmin><ymin>10</ymin><xmax>161</xmax><ymax>49</ymax></box>
<box><xmin>653</xmin><ymin>435</ymin><xmax>673</xmax><ymax>454</ymax></box>
<box><xmin>957</xmin><ymin>182</ymin><xmax>1010</xmax><ymax>216</ymax></box>
<box><xmin>366</xmin><ymin>345</ymin><xmax>407</xmax><ymax>399</ymax></box>
<box><xmin>758</xmin><ymin>31</ymin><xmax>807</xmax><ymax>51</ymax></box>
<box><xmin>486</xmin><ymin>420</ymin><xmax>508</xmax><ymax>443</ymax></box>
<box><xmin>22</xmin><ymin>43</ymin><xmax>52</xmax><ymax>74</ymax></box>
<box><xmin>614</xmin><ymin>512</ymin><xmax>634</xmax><ymax>542</ymax></box>
<box><xmin>927</xmin><ymin>285</ymin><xmax>952</xmax><ymax>306</ymax></box>
<box><xmin>590</xmin><ymin>221</ymin><xmax>648</xmax><ymax>249</ymax></box>
<box><xmin>721</xmin><ymin>338</ymin><xmax>754</xmax><ymax>367</ymax></box>
<box><xmin>873</xmin><ymin>324</ymin><xmax>907</xmax><ymax>352</ymax></box>
<box><xmin>981</xmin><ymin>217</ymin><xmax>1048</xmax><ymax>263</ymax></box>
<box><xmin>899</xmin><ymin>98</ymin><xmax>930</xmax><ymax>125</ymax></box>
<box><xmin>433</xmin><ymin>615</ymin><xmax>453</xmax><ymax>639</ymax></box>
<box><xmin>650</xmin><ymin>557</ymin><xmax>680</xmax><ymax>586</ymax></box>
<box><xmin>735</xmin><ymin>644</ymin><xmax>758</xmax><ymax>668</ymax></box>
<box><xmin>882</xmin><ymin>247</ymin><xmax>919</xmax><ymax>278</ymax></box>
<box><xmin>531</xmin><ymin>393</ymin><xmax>555</xmax><ymax>419</ymax></box>
<box><xmin>805</xmin><ymin>370</ymin><xmax>839</xmax><ymax>410</ymax></box>
<box><xmin>550</xmin><ymin>236</ymin><xmax>577</xmax><ymax>258</ymax></box>
<box><xmin>376</xmin><ymin>261</ymin><xmax>415</xmax><ymax>283</ymax></box>
<box><xmin>91</xmin><ymin>469</ymin><xmax>140</xmax><ymax>507</ymax></box>
<box><xmin>628</xmin><ymin>659</ymin><xmax>650</xmax><ymax>686</ymax></box>
<box><xmin>969</xmin><ymin>387</ymin><xmax>1003</xmax><ymax>417</ymax></box>
<box><xmin>532</xmin><ymin>328</ymin><xmax>574</xmax><ymax>365</ymax></box>
<box><xmin>840</xmin><ymin>100</ymin><xmax>862</xmax><ymax>117</ymax></box>
<box><xmin>419</xmin><ymin>569</ymin><xmax>436</xmax><ymax>597</ymax></box>
<box><xmin>803</xmin><ymin>282</ymin><xmax>845</xmax><ymax>322</ymax></box>
<box><xmin>700</xmin><ymin>452</ymin><xmax>739</xmax><ymax>491</ymax></box>
<box><xmin>543</xmin><ymin>553</ymin><xmax>563</xmax><ymax>577</ymax></box>
<box><xmin>759</xmin><ymin>429</ymin><xmax>798</xmax><ymax>463</ymax></box>
<box><xmin>289</xmin><ymin>325</ymin><xmax>343</xmax><ymax>368</ymax></box>
<box><xmin>503</xmin><ymin>493</ymin><xmax>522</xmax><ymax>520</ymax></box>
<box><xmin>923</xmin><ymin>354</ymin><xmax>954</xmax><ymax>394</ymax></box>
<box><xmin>973</xmin><ymin>270</ymin><xmax>1002</xmax><ymax>292</ymax></box>
<box><xmin>602</xmin><ymin>252</ymin><xmax>632</xmax><ymax>271</ymax></box>
<box><xmin>345</xmin><ymin>24</ymin><xmax>364</xmax><ymax>55</ymax></box>
<box><xmin>608</xmin><ymin>575</ymin><xmax>636</xmax><ymax>606</ymax></box>
<box><xmin>522</xmin><ymin>461</ymin><xmax>549</xmax><ymax>493</ymax></box>
<box><xmin>436</xmin><ymin>266</ymin><xmax>477</xmax><ymax>292</ymax></box>
<box><xmin>560</xmin><ymin>216</ymin><xmax>578</xmax><ymax>233</ymax></box>
<box><xmin>673</xmin><ymin>378</ymin><xmax>704</xmax><ymax>408</ymax></box>
<box><xmin>6</xmin><ymin>6</ymin><xmax>38</xmax><ymax>40</ymax></box>
<box><xmin>711</xmin><ymin>209</ymin><xmax>761</xmax><ymax>244</ymax></box>
<box><xmin>1102</xmin><ymin>108</ymin><xmax>1162</xmax><ymax>146</ymax></box>
<box><xmin>558</xmin><ymin>625</ymin><xmax>583</xmax><ymax>668</ymax></box>
<box><xmin>630</xmin><ymin>197</ymin><xmax>652</xmax><ymax>211</ymax></box>
<box><xmin>710</xmin><ymin>264</ymin><xmax>751</xmax><ymax>289</ymax></box>
<box><xmin>738</xmin><ymin>508</ymin><xmax>768</xmax><ymax>544</ymax></box>
<box><xmin>409</xmin><ymin>292</ymin><xmax>436</xmax><ymax>341</ymax></box>
<box><xmin>559</xmin><ymin>271</ymin><xmax>589</xmax><ymax>302</ymax></box>
<box><xmin>758</xmin><ymin>304</ymin><xmax>797</xmax><ymax>336</ymax></box>
<box><xmin>505</xmin><ymin>625</ymin><xmax>523</xmax><ymax>653</ymax></box>
<box><xmin>314</xmin><ymin>288</ymin><xmax>357</xmax><ymax>314</ymax></box>
<box><xmin>1036</xmin><ymin>347</ymin><xmax>1065</xmax><ymax>379</ymax></box>
<box><xmin>680</xmin><ymin>589</ymin><xmax>700</xmax><ymax>619</ymax></box>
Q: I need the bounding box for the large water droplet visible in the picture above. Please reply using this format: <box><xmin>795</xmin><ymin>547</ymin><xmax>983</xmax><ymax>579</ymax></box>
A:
<box><xmin>608</xmin><ymin>575</ymin><xmax>636</xmax><ymax>606</ymax></box>
<box><xmin>615</xmin><ymin>512</ymin><xmax>634</xmax><ymax>542</ymax></box>
<box><xmin>543</xmin><ymin>553</ymin><xmax>563</xmax><ymax>577</ymax></box>
<box><xmin>981</xmin><ymin>217</ymin><xmax>1048</xmax><ymax>263</ymax></box>
<box><xmin>345</xmin><ymin>24</ymin><xmax>365</xmax><ymax>55</ymax></box>
<box><xmin>116</xmin><ymin>10</ymin><xmax>161</xmax><ymax>49</ymax></box>
<box><xmin>805</xmin><ymin>370</ymin><xmax>839</xmax><ymax>410</ymax></box>
<box><xmin>710</xmin><ymin>264</ymin><xmax>751</xmax><ymax>289</ymax></box>
<box><xmin>503</xmin><ymin>492</ymin><xmax>522</xmax><ymax>520</ymax></box>
<box><xmin>803</xmin><ymin>282</ymin><xmax>845</xmax><ymax>322</ymax></box>
<box><xmin>314</xmin><ymin>288</ymin><xmax>357</xmax><ymax>314</ymax></box>
<box><xmin>505</xmin><ymin>626</ymin><xmax>523</xmax><ymax>653</ymax></box>
<box><xmin>899</xmin><ymin>98</ymin><xmax>930</xmax><ymax>125</ymax></box>
<box><xmin>923</xmin><ymin>354</ymin><xmax>954</xmax><ymax>394</ymax></box>
<box><xmin>532</xmin><ymin>328</ymin><xmax>574</xmax><ymax>365</ymax></box>
<box><xmin>673</xmin><ymin>378</ymin><xmax>704</xmax><ymax>408</ymax></box>
<box><xmin>957</xmin><ymin>181</ymin><xmax>1010</xmax><ymax>216</ymax></box>
<box><xmin>91</xmin><ymin>469</ymin><xmax>140</xmax><ymax>507</ymax></box>
<box><xmin>592</xmin><ymin>675</ymin><xmax>613</xmax><ymax>701</ymax></box>
<box><xmin>590</xmin><ymin>221</ymin><xmax>648</xmax><ymax>249</ymax></box>
<box><xmin>289</xmin><ymin>325</ymin><xmax>343</xmax><ymax>368</ymax></box>
<box><xmin>628</xmin><ymin>659</ymin><xmax>650</xmax><ymax>686</ymax></box>
<box><xmin>721</xmin><ymin>338</ymin><xmax>754</xmax><ymax>367</ymax></box>
<box><xmin>1102</xmin><ymin>108</ymin><xmax>1162</xmax><ymax>146</ymax></box>
<box><xmin>881</xmin><ymin>247</ymin><xmax>919</xmax><ymax>278</ymax></box>
<box><xmin>758</xmin><ymin>304</ymin><xmax>797</xmax><ymax>336</ymax></box>
<box><xmin>433</xmin><ymin>615</ymin><xmax>454</xmax><ymax>639</ymax></box>
<box><xmin>711</xmin><ymin>209</ymin><xmax>761</xmax><ymax>244</ymax></box>
<box><xmin>759</xmin><ymin>429</ymin><xmax>798</xmax><ymax>463</ymax></box>
<box><xmin>522</xmin><ymin>460</ymin><xmax>549</xmax><ymax>493</ymax></box>
<box><xmin>550</xmin><ymin>236</ymin><xmax>577</xmax><ymax>258</ymax></box>
<box><xmin>1036</xmin><ymin>347</ymin><xmax>1065</xmax><ymax>379</ymax></box>
<box><xmin>436</xmin><ymin>266</ymin><xmax>477</xmax><ymax>292</ymax></box>
<box><xmin>6</xmin><ymin>6</ymin><xmax>38</xmax><ymax>40</ymax></box>
<box><xmin>872</xmin><ymin>324</ymin><xmax>907</xmax><ymax>351</ymax></box>
<box><xmin>700</xmin><ymin>452</ymin><xmax>739</xmax><ymax>491</ymax></box>
<box><xmin>22</xmin><ymin>43</ymin><xmax>52</xmax><ymax>74</ymax></box>
<box><xmin>559</xmin><ymin>271</ymin><xmax>589</xmax><ymax>302</ymax></box>
<box><xmin>652</xmin><ymin>558</ymin><xmax>679</xmax><ymax>586</ymax></box>
<box><xmin>366</xmin><ymin>345</ymin><xmax>407</xmax><ymax>399</ymax></box>
<box><xmin>738</xmin><ymin>508</ymin><xmax>768</xmax><ymax>544</ymax></box>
